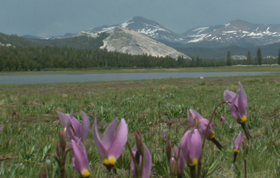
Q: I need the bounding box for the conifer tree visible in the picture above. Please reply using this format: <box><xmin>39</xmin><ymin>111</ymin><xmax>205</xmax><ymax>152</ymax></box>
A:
<box><xmin>196</xmin><ymin>56</ymin><xmax>201</xmax><ymax>66</ymax></box>
<box><xmin>247</xmin><ymin>51</ymin><xmax>251</xmax><ymax>65</ymax></box>
<box><xmin>226</xmin><ymin>51</ymin><xmax>232</xmax><ymax>66</ymax></box>
<box><xmin>256</xmin><ymin>48</ymin><xmax>262</xmax><ymax>65</ymax></box>
<box><xmin>278</xmin><ymin>48</ymin><xmax>280</xmax><ymax>65</ymax></box>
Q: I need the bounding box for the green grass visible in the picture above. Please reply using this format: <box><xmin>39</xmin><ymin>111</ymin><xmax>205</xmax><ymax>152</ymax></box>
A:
<box><xmin>0</xmin><ymin>74</ymin><xmax>280</xmax><ymax>177</ymax></box>
<box><xmin>0</xmin><ymin>65</ymin><xmax>280</xmax><ymax>75</ymax></box>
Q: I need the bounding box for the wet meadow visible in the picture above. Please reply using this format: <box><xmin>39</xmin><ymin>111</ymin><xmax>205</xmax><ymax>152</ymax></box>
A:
<box><xmin>0</xmin><ymin>74</ymin><xmax>280</xmax><ymax>177</ymax></box>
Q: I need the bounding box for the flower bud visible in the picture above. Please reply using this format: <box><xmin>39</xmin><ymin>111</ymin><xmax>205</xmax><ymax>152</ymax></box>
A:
<box><xmin>170</xmin><ymin>157</ymin><xmax>177</xmax><ymax>177</ymax></box>
<box><xmin>166</xmin><ymin>140</ymin><xmax>172</xmax><ymax>161</ymax></box>
<box><xmin>59</xmin><ymin>129</ymin><xmax>66</xmax><ymax>151</ymax></box>
<box><xmin>135</xmin><ymin>131</ymin><xmax>144</xmax><ymax>156</ymax></box>
<box><xmin>193</xmin><ymin>116</ymin><xmax>200</xmax><ymax>128</ymax></box>
<box><xmin>135</xmin><ymin>150</ymin><xmax>141</xmax><ymax>165</ymax></box>
<box><xmin>56</xmin><ymin>142</ymin><xmax>62</xmax><ymax>157</ymax></box>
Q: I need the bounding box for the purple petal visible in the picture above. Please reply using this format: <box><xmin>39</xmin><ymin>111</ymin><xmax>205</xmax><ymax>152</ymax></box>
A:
<box><xmin>81</xmin><ymin>112</ymin><xmax>90</xmax><ymax>141</ymax></box>
<box><xmin>199</xmin><ymin>118</ymin><xmax>214</xmax><ymax>136</ymax></box>
<box><xmin>180</xmin><ymin>130</ymin><xmax>191</xmax><ymax>160</ymax></box>
<box><xmin>130</xmin><ymin>144</ymin><xmax>152</xmax><ymax>178</ymax></box>
<box><xmin>187</xmin><ymin>111</ymin><xmax>193</xmax><ymax>126</ymax></box>
<box><xmin>199</xmin><ymin>118</ymin><xmax>209</xmax><ymax>125</ymax></box>
<box><xmin>233</xmin><ymin>131</ymin><xmax>243</xmax><ymax>150</ymax></box>
<box><xmin>93</xmin><ymin>117</ymin><xmax>107</xmax><ymax>158</ymax></box>
<box><xmin>57</xmin><ymin>111</ymin><xmax>69</xmax><ymax>128</ymax></box>
<box><xmin>229</xmin><ymin>94</ymin><xmax>240</xmax><ymax>119</ymax></box>
<box><xmin>108</xmin><ymin>118</ymin><xmax>128</xmax><ymax>159</ymax></box>
<box><xmin>130</xmin><ymin>146</ymin><xmax>137</xmax><ymax>178</ymax></box>
<box><xmin>142</xmin><ymin>144</ymin><xmax>152</xmax><ymax>178</ymax></box>
<box><xmin>67</xmin><ymin>114</ymin><xmax>82</xmax><ymax>138</ymax></box>
<box><xmin>102</xmin><ymin>119</ymin><xmax>118</xmax><ymax>150</ymax></box>
<box><xmin>177</xmin><ymin>147</ymin><xmax>185</xmax><ymax>174</ymax></box>
<box><xmin>172</xmin><ymin>144</ymin><xmax>185</xmax><ymax>174</ymax></box>
<box><xmin>71</xmin><ymin>139</ymin><xmax>89</xmax><ymax>174</ymax></box>
<box><xmin>224</xmin><ymin>90</ymin><xmax>237</xmax><ymax>102</ymax></box>
<box><xmin>188</xmin><ymin>129</ymin><xmax>202</xmax><ymax>161</ymax></box>
<box><xmin>237</xmin><ymin>82</ymin><xmax>247</xmax><ymax>117</ymax></box>
<box><xmin>189</xmin><ymin>109</ymin><xmax>203</xmax><ymax>121</ymax></box>
<box><xmin>66</xmin><ymin>127</ymin><xmax>76</xmax><ymax>142</ymax></box>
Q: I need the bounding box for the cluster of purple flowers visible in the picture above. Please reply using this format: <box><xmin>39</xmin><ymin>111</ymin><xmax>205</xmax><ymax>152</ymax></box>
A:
<box><xmin>55</xmin><ymin>112</ymin><xmax>152</xmax><ymax>177</ymax></box>
<box><xmin>42</xmin><ymin>81</ymin><xmax>249</xmax><ymax>178</ymax></box>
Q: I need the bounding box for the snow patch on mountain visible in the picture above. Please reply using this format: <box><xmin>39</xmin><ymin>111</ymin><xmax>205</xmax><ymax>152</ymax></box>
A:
<box><xmin>187</xmin><ymin>34</ymin><xmax>208</xmax><ymax>43</ymax></box>
<box><xmin>137</xmin><ymin>26</ymin><xmax>169</xmax><ymax>37</ymax></box>
<box><xmin>193</xmin><ymin>27</ymin><xmax>210</xmax><ymax>34</ymax></box>
<box><xmin>120</xmin><ymin>20</ymin><xmax>134</xmax><ymax>28</ymax></box>
<box><xmin>78</xmin><ymin>31</ymin><xmax>98</xmax><ymax>38</ymax></box>
<box><xmin>225</xmin><ymin>23</ymin><xmax>230</xmax><ymax>27</ymax></box>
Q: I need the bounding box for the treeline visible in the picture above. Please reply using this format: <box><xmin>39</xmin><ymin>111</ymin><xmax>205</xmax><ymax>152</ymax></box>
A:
<box><xmin>176</xmin><ymin>43</ymin><xmax>280</xmax><ymax>60</ymax></box>
<box><xmin>225</xmin><ymin>48</ymin><xmax>280</xmax><ymax>66</ymax></box>
<box><xmin>0</xmin><ymin>45</ymin><xmax>185</xmax><ymax>71</ymax></box>
<box><xmin>0</xmin><ymin>45</ymin><xmax>279</xmax><ymax>71</ymax></box>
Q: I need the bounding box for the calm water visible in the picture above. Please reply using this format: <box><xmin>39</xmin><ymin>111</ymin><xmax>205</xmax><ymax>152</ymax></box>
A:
<box><xmin>0</xmin><ymin>71</ymin><xmax>276</xmax><ymax>84</ymax></box>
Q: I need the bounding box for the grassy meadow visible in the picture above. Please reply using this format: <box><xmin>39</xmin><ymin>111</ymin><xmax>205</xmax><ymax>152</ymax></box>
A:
<box><xmin>0</xmin><ymin>74</ymin><xmax>280</xmax><ymax>177</ymax></box>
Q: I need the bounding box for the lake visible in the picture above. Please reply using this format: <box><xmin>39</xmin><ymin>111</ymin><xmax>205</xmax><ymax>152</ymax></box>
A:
<box><xmin>0</xmin><ymin>71</ymin><xmax>276</xmax><ymax>84</ymax></box>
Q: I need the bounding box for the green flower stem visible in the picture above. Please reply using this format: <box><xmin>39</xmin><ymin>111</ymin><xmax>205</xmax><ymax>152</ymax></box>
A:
<box><xmin>126</xmin><ymin>141</ymin><xmax>141</xmax><ymax>178</ymax></box>
<box><xmin>197</xmin><ymin>101</ymin><xmax>227</xmax><ymax>177</ymax></box>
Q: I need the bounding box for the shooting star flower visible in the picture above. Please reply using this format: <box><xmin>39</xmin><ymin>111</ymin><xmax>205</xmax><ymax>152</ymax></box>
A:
<box><xmin>224</xmin><ymin>82</ymin><xmax>251</xmax><ymax>139</ymax></box>
<box><xmin>57</xmin><ymin>111</ymin><xmax>90</xmax><ymax>142</ymax></box>
<box><xmin>71</xmin><ymin>138</ymin><xmax>90</xmax><ymax>177</ymax></box>
<box><xmin>93</xmin><ymin>117</ymin><xmax>128</xmax><ymax>170</ymax></box>
<box><xmin>233</xmin><ymin>131</ymin><xmax>243</xmax><ymax>163</ymax></box>
<box><xmin>188</xmin><ymin>109</ymin><xmax>223</xmax><ymax>150</ymax></box>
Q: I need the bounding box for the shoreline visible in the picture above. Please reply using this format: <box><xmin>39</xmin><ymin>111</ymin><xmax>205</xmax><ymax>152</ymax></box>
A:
<box><xmin>0</xmin><ymin>65</ymin><xmax>279</xmax><ymax>75</ymax></box>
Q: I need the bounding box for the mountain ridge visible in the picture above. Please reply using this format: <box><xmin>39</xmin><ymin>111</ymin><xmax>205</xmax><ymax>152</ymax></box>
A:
<box><xmin>21</xmin><ymin>16</ymin><xmax>280</xmax><ymax>48</ymax></box>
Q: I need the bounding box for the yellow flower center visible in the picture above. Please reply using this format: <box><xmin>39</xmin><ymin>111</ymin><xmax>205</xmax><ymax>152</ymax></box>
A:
<box><xmin>81</xmin><ymin>169</ymin><xmax>90</xmax><ymax>177</ymax></box>
<box><xmin>207</xmin><ymin>132</ymin><xmax>216</xmax><ymax>140</ymax></box>
<box><xmin>237</xmin><ymin>115</ymin><xmax>247</xmax><ymax>124</ymax></box>
<box><xmin>187</xmin><ymin>158</ymin><xmax>198</xmax><ymax>167</ymax></box>
<box><xmin>103</xmin><ymin>156</ymin><xmax>116</xmax><ymax>167</ymax></box>
<box><xmin>234</xmin><ymin>149</ymin><xmax>240</xmax><ymax>153</ymax></box>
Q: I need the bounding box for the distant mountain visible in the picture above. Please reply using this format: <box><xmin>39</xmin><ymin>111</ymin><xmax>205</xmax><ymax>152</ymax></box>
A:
<box><xmin>181</xmin><ymin>19</ymin><xmax>280</xmax><ymax>48</ymax></box>
<box><xmin>1</xmin><ymin>33</ymin><xmax>44</xmax><ymax>47</ymax></box>
<box><xmin>3</xmin><ymin>16</ymin><xmax>280</xmax><ymax>59</ymax></box>
<box><xmin>85</xmin><ymin>17</ymin><xmax>280</xmax><ymax>48</ymax></box>
<box><xmin>1</xmin><ymin>32</ymin><xmax>109</xmax><ymax>50</ymax></box>
<box><xmin>100</xmin><ymin>27</ymin><xmax>190</xmax><ymax>59</ymax></box>
<box><xmin>23</xmin><ymin>16</ymin><xmax>280</xmax><ymax>48</ymax></box>
<box><xmin>87</xmin><ymin>16</ymin><xmax>182</xmax><ymax>44</ymax></box>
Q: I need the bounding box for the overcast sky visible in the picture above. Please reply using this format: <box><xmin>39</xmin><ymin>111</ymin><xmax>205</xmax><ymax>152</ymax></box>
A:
<box><xmin>1</xmin><ymin>0</ymin><xmax>280</xmax><ymax>37</ymax></box>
